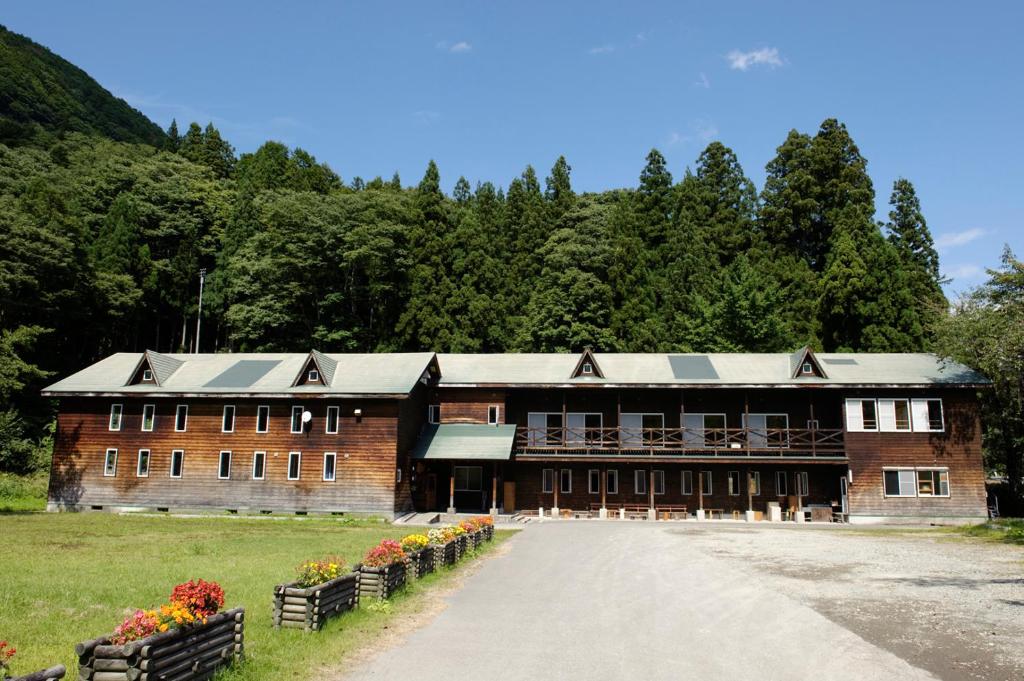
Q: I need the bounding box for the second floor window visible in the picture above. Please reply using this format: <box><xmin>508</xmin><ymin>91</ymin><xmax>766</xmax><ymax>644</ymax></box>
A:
<box><xmin>257</xmin><ymin>405</ymin><xmax>270</xmax><ymax>433</ymax></box>
<box><xmin>222</xmin><ymin>405</ymin><xmax>236</xmax><ymax>433</ymax></box>
<box><xmin>175</xmin><ymin>405</ymin><xmax>188</xmax><ymax>432</ymax></box>
<box><xmin>290</xmin><ymin>406</ymin><xmax>303</xmax><ymax>434</ymax></box>
<box><xmin>108</xmin><ymin>404</ymin><xmax>123</xmax><ymax>431</ymax></box>
<box><xmin>326</xmin><ymin>406</ymin><xmax>339</xmax><ymax>434</ymax></box>
<box><xmin>141</xmin><ymin>404</ymin><xmax>156</xmax><ymax>432</ymax></box>
<box><xmin>428</xmin><ymin>404</ymin><xmax>440</xmax><ymax>424</ymax></box>
<box><xmin>488</xmin><ymin>405</ymin><xmax>500</xmax><ymax>425</ymax></box>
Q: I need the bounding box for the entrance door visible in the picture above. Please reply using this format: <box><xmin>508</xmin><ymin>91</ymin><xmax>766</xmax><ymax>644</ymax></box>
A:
<box><xmin>425</xmin><ymin>473</ymin><xmax>437</xmax><ymax>510</ymax></box>
<box><xmin>839</xmin><ymin>475</ymin><xmax>849</xmax><ymax>515</ymax></box>
<box><xmin>453</xmin><ymin>465</ymin><xmax>484</xmax><ymax>510</ymax></box>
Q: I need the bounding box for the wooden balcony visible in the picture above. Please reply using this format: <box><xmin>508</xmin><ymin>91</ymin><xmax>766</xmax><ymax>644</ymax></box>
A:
<box><xmin>513</xmin><ymin>426</ymin><xmax>846</xmax><ymax>459</ymax></box>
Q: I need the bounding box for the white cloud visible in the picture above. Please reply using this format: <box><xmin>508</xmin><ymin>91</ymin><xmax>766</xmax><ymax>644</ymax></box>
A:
<box><xmin>945</xmin><ymin>264</ymin><xmax>985</xmax><ymax>281</ymax></box>
<box><xmin>694</xmin><ymin>72</ymin><xmax>711</xmax><ymax>89</ymax></box>
<box><xmin>935</xmin><ymin>227</ymin><xmax>987</xmax><ymax>250</ymax></box>
<box><xmin>668</xmin><ymin>120</ymin><xmax>718</xmax><ymax>146</ymax></box>
<box><xmin>436</xmin><ymin>40</ymin><xmax>472</xmax><ymax>53</ymax></box>
<box><xmin>588</xmin><ymin>45</ymin><xmax>615</xmax><ymax>55</ymax></box>
<box><xmin>726</xmin><ymin>47</ymin><xmax>783</xmax><ymax>71</ymax></box>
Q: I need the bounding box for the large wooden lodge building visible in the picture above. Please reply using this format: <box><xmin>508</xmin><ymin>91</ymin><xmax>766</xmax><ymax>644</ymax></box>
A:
<box><xmin>43</xmin><ymin>347</ymin><xmax>990</xmax><ymax>523</ymax></box>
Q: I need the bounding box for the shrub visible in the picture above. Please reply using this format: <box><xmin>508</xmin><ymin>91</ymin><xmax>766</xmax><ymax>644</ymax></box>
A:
<box><xmin>400</xmin><ymin>534</ymin><xmax>429</xmax><ymax>553</ymax></box>
<box><xmin>170</xmin><ymin>579</ymin><xmax>225</xmax><ymax>619</ymax></box>
<box><xmin>295</xmin><ymin>556</ymin><xmax>347</xmax><ymax>588</ymax></box>
<box><xmin>362</xmin><ymin>540</ymin><xmax>405</xmax><ymax>568</ymax></box>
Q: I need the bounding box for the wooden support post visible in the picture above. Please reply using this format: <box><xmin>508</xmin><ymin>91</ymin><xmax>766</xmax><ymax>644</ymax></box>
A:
<box><xmin>698</xmin><ymin>471</ymin><xmax>704</xmax><ymax>510</ymax></box>
<box><xmin>554</xmin><ymin>469</ymin><xmax>560</xmax><ymax>510</ymax></box>
<box><xmin>448</xmin><ymin>471</ymin><xmax>455</xmax><ymax>514</ymax></box>
<box><xmin>616</xmin><ymin>391</ymin><xmax>622</xmax><ymax>449</ymax></box>
<box><xmin>562</xmin><ymin>392</ymin><xmax>567</xmax><ymax>447</ymax></box>
<box><xmin>491</xmin><ymin>463</ymin><xmax>498</xmax><ymax>514</ymax></box>
<box><xmin>747</xmin><ymin>468</ymin><xmax>753</xmax><ymax>512</ymax></box>
<box><xmin>649</xmin><ymin>469</ymin><xmax>655</xmax><ymax>511</ymax></box>
<box><xmin>744</xmin><ymin>391</ymin><xmax>751</xmax><ymax>457</ymax></box>
<box><xmin>601</xmin><ymin>465</ymin><xmax>607</xmax><ymax>510</ymax></box>
<box><xmin>809</xmin><ymin>399</ymin><xmax>817</xmax><ymax>458</ymax></box>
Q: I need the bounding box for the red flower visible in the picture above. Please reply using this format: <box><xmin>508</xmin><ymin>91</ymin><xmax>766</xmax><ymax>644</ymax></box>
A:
<box><xmin>169</xmin><ymin>579</ymin><xmax>225</xmax><ymax>619</ymax></box>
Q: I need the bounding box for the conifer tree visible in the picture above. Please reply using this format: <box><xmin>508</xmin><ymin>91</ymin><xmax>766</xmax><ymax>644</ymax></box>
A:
<box><xmin>693</xmin><ymin>142</ymin><xmax>757</xmax><ymax>264</ymax></box>
<box><xmin>165</xmin><ymin>119</ymin><xmax>180</xmax><ymax>152</ymax></box>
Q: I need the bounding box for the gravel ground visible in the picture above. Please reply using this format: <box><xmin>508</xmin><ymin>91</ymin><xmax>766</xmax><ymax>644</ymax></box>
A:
<box><xmin>680</xmin><ymin>524</ymin><xmax>1024</xmax><ymax>681</ymax></box>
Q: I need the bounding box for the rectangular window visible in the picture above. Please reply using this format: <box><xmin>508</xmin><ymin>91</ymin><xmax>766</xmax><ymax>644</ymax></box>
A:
<box><xmin>252</xmin><ymin>451</ymin><xmax>266</xmax><ymax>480</ymax></box>
<box><xmin>607</xmin><ymin>469</ymin><xmax>619</xmax><ymax>495</ymax></box>
<box><xmin>883</xmin><ymin>469</ymin><xmax>917</xmax><ymax>497</ymax></box>
<box><xmin>323</xmin><ymin>452</ymin><xmax>337</xmax><ymax>482</ymax></box>
<box><xmin>222</xmin><ymin>405</ymin><xmax>236</xmax><ymax>433</ymax></box>
<box><xmin>802</xmin><ymin>362</ymin><xmax>813</xmax><ymax>374</ymax></box>
<box><xmin>701</xmin><ymin>471</ymin><xmax>713</xmax><ymax>496</ymax></box>
<box><xmin>621</xmin><ymin>412</ymin><xmax>665</xmax><ymax>447</ymax></box>
<box><xmin>288</xmin><ymin>452</ymin><xmax>302</xmax><ymax>480</ymax></box>
<box><xmin>582</xmin><ymin>362</ymin><xmax>593</xmax><ymax>374</ymax></box>
<box><xmin>108</xmin><ymin>404</ymin><xmax>123</xmax><ymax>431</ymax></box>
<box><xmin>103</xmin><ymin>449</ymin><xmax>118</xmax><ymax>476</ymax></box>
<box><xmin>681</xmin><ymin>470</ymin><xmax>693</xmax><ymax>495</ymax></box>
<box><xmin>527</xmin><ymin>412</ymin><xmax>564</xmax><ymax>446</ymax></box>
<box><xmin>917</xmin><ymin>469</ymin><xmax>950</xmax><ymax>497</ymax></box>
<box><xmin>911</xmin><ymin>399</ymin><xmax>944</xmax><ymax>432</ymax></box>
<box><xmin>775</xmin><ymin>471</ymin><xmax>788</xmax><ymax>497</ymax></box>
<box><xmin>566</xmin><ymin>412</ymin><xmax>603</xmax><ymax>445</ymax></box>
<box><xmin>560</xmin><ymin>469</ymin><xmax>572</xmax><ymax>494</ymax></box>
<box><xmin>141</xmin><ymin>404</ymin><xmax>156</xmax><ymax>432</ymax></box>
<box><xmin>290</xmin><ymin>406</ymin><xmax>304</xmax><ymax>434</ymax></box>
<box><xmin>542</xmin><ymin>468</ymin><xmax>554</xmax><ymax>494</ymax></box>
<box><xmin>455</xmin><ymin>466</ymin><xmax>483</xmax><ymax>491</ymax></box>
<box><xmin>750</xmin><ymin>471</ymin><xmax>761</xmax><ymax>496</ymax></box>
<box><xmin>588</xmin><ymin>469</ymin><xmax>600</xmax><ymax>494</ymax></box>
<box><xmin>428</xmin><ymin>404</ymin><xmax>440</xmax><ymax>424</ymax></box>
<box><xmin>326</xmin><ymin>406</ymin><xmax>340</xmax><ymax>434</ymax></box>
<box><xmin>218</xmin><ymin>451</ymin><xmax>232</xmax><ymax>480</ymax></box>
<box><xmin>653</xmin><ymin>470</ymin><xmax>665</xmax><ymax>495</ymax></box>
<box><xmin>745</xmin><ymin>413</ymin><xmax>790</xmax><ymax>448</ymax></box>
<box><xmin>136</xmin><ymin>449</ymin><xmax>150</xmax><ymax>477</ymax></box>
<box><xmin>795</xmin><ymin>471</ymin><xmax>809</xmax><ymax>497</ymax></box>
<box><xmin>257</xmin><ymin>405</ymin><xmax>270</xmax><ymax>433</ymax></box>
<box><xmin>308</xmin><ymin>369</ymin><xmax>319</xmax><ymax>382</ymax></box>
<box><xmin>170</xmin><ymin>450</ymin><xmax>184</xmax><ymax>478</ymax></box>
<box><xmin>487</xmin><ymin>405</ymin><xmax>500</xmax><ymax>425</ymax></box>
<box><xmin>878</xmin><ymin>399</ymin><xmax>912</xmax><ymax>432</ymax></box>
<box><xmin>845</xmin><ymin>399</ymin><xmax>878</xmax><ymax>432</ymax></box>
<box><xmin>728</xmin><ymin>471</ymin><xmax>741</xmax><ymax>496</ymax></box>
<box><xmin>174</xmin><ymin>405</ymin><xmax>188</xmax><ymax>432</ymax></box>
<box><xmin>142</xmin><ymin>369</ymin><xmax>153</xmax><ymax>381</ymax></box>
<box><xmin>634</xmin><ymin>470</ymin><xmax>647</xmax><ymax>495</ymax></box>
<box><xmin>683</xmin><ymin>413</ymin><xmax>727</xmax><ymax>448</ymax></box>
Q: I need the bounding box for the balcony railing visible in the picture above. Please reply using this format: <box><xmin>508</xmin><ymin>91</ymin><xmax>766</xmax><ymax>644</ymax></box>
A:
<box><xmin>514</xmin><ymin>426</ymin><xmax>845</xmax><ymax>458</ymax></box>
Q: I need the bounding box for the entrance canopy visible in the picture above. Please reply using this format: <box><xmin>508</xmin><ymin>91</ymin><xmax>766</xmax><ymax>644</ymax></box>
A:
<box><xmin>412</xmin><ymin>424</ymin><xmax>517</xmax><ymax>460</ymax></box>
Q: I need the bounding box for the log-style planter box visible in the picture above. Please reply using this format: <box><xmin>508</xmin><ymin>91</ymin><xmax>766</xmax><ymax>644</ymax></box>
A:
<box><xmin>454</xmin><ymin>534</ymin><xmax>468</xmax><ymax>560</ymax></box>
<box><xmin>405</xmin><ymin>547</ymin><xmax>434</xmax><ymax>579</ymax></box>
<box><xmin>483</xmin><ymin>524</ymin><xmax>494</xmax><ymax>541</ymax></box>
<box><xmin>8</xmin><ymin>664</ymin><xmax>65</xmax><ymax>681</ymax></box>
<box><xmin>76</xmin><ymin>607</ymin><xmax>244</xmax><ymax>681</ymax></box>
<box><xmin>273</xmin><ymin>572</ymin><xmax>358</xmax><ymax>631</ymax></box>
<box><xmin>430</xmin><ymin>541</ymin><xmax>456</xmax><ymax>569</ymax></box>
<box><xmin>356</xmin><ymin>562</ymin><xmax>406</xmax><ymax>602</ymax></box>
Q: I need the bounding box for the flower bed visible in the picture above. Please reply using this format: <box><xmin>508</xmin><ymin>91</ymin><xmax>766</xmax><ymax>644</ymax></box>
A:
<box><xmin>426</xmin><ymin>527</ymin><xmax>457</xmax><ymax>568</ymax></box>
<box><xmin>1</xmin><ymin>642</ymin><xmax>65</xmax><ymax>681</ymax></box>
<box><xmin>273</xmin><ymin>557</ymin><xmax>358</xmax><ymax>631</ymax></box>
<box><xmin>356</xmin><ymin>540</ymin><xmax>407</xmax><ymax>601</ymax></box>
<box><xmin>400</xmin><ymin>535</ymin><xmax>434</xmax><ymax>579</ymax></box>
<box><xmin>75</xmin><ymin>580</ymin><xmax>243</xmax><ymax>681</ymax></box>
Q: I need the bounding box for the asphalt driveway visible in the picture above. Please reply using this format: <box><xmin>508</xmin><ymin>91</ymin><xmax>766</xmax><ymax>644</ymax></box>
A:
<box><xmin>339</xmin><ymin>522</ymin><xmax>969</xmax><ymax>681</ymax></box>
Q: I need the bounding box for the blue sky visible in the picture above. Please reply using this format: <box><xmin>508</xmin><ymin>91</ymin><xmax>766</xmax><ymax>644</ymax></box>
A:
<box><xmin>5</xmin><ymin>1</ymin><xmax>1022</xmax><ymax>296</ymax></box>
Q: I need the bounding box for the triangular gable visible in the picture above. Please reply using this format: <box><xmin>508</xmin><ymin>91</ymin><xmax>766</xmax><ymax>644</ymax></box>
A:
<box><xmin>790</xmin><ymin>346</ymin><xmax>828</xmax><ymax>379</ymax></box>
<box><xmin>419</xmin><ymin>354</ymin><xmax>442</xmax><ymax>386</ymax></box>
<box><xmin>293</xmin><ymin>351</ymin><xmax>330</xmax><ymax>387</ymax></box>
<box><xmin>126</xmin><ymin>350</ymin><xmax>183</xmax><ymax>387</ymax></box>
<box><xmin>571</xmin><ymin>347</ymin><xmax>604</xmax><ymax>379</ymax></box>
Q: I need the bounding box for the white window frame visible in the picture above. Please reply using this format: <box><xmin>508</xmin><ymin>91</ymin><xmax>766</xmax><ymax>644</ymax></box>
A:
<box><xmin>141</xmin><ymin>404</ymin><xmax>156</xmax><ymax>432</ymax></box>
<box><xmin>559</xmin><ymin>468</ymin><xmax>572</xmax><ymax>494</ymax></box>
<box><xmin>174</xmin><ymin>404</ymin><xmax>188</xmax><ymax>432</ymax></box>
<box><xmin>566</xmin><ymin>412</ymin><xmax>603</xmax><ymax>445</ymax></box>
<box><xmin>103</xmin><ymin>448</ymin><xmax>118</xmax><ymax>477</ymax></box>
<box><xmin>290</xmin><ymin>406</ymin><xmax>304</xmax><ymax>434</ymax></box>
<box><xmin>916</xmin><ymin>468</ymin><xmax>950</xmax><ymax>497</ymax></box>
<box><xmin>323</xmin><ymin>452</ymin><xmax>337</xmax><ymax>482</ymax></box>
<box><xmin>607</xmin><ymin>469</ymin><xmax>619</xmax><ymax>495</ymax></box>
<box><xmin>775</xmin><ymin>471</ymin><xmax>788</xmax><ymax>497</ymax></box>
<box><xmin>287</xmin><ymin>451</ymin><xmax>302</xmax><ymax>480</ymax></box>
<box><xmin>681</xmin><ymin>470</ymin><xmax>693</xmax><ymax>495</ymax></box>
<box><xmin>744</xmin><ymin>413</ymin><xmax>790</xmax><ymax>449</ymax></box>
<box><xmin>487</xmin><ymin>405</ymin><xmax>500</xmax><ymax>425</ymax></box>
<box><xmin>912</xmin><ymin>398</ymin><xmax>944</xmax><ymax>432</ymax></box>
<box><xmin>428</xmin><ymin>404</ymin><xmax>440</xmax><ymax>424</ymax></box>
<box><xmin>256</xmin><ymin>405</ymin><xmax>270</xmax><ymax>433</ymax></box>
<box><xmin>878</xmin><ymin>398</ymin><xmax>912</xmax><ymax>432</ymax></box>
<box><xmin>883</xmin><ymin>467</ymin><xmax>950</xmax><ymax>497</ymax></box>
<box><xmin>728</xmin><ymin>471</ymin><xmax>741</xmax><ymax>496</ymax></box>
<box><xmin>621</xmin><ymin>412</ymin><xmax>665</xmax><ymax>447</ymax></box>
<box><xmin>701</xmin><ymin>471</ymin><xmax>713</xmax><ymax>496</ymax></box>
<box><xmin>682</xmin><ymin>413</ymin><xmax>727</xmax><ymax>448</ymax></box>
<box><xmin>582</xmin><ymin>362</ymin><xmax>593</xmax><ymax>375</ymax></box>
<box><xmin>542</xmin><ymin>468</ymin><xmax>554</xmax><ymax>494</ymax></box>
<box><xmin>108</xmin><ymin>404</ymin><xmax>123</xmax><ymax>431</ymax></box>
<box><xmin>170</xmin><ymin>449</ymin><xmax>184</xmax><ymax>479</ymax></box>
<box><xmin>222</xmin><ymin>405</ymin><xmax>236</xmax><ymax>433</ymax></box>
<box><xmin>218</xmin><ymin>451</ymin><xmax>232</xmax><ymax>480</ymax></box>
<box><xmin>588</xmin><ymin>469</ymin><xmax>600</xmax><ymax>494</ymax></box>
<box><xmin>795</xmin><ymin>471</ymin><xmax>809</xmax><ymax>497</ymax></box>
<box><xmin>326</xmin><ymin>406</ymin><xmax>340</xmax><ymax>434</ymax></box>
<box><xmin>528</xmin><ymin>412</ymin><xmax>564</xmax><ymax>446</ymax></box>
<box><xmin>653</xmin><ymin>470</ymin><xmax>665</xmax><ymax>495</ymax></box>
<box><xmin>845</xmin><ymin>398</ymin><xmax>878</xmax><ymax>432</ymax></box>
<box><xmin>634</xmin><ymin>469</ymin><xmax>647</xmax><ymax>495</ymax></box>
<box><xmin>802</xmin><ymin>362</ymin><xmax>813</xmax><ymax>374</ymax></box>
<box><xmin>252</xmin><ymin>451</ymin><xmax>266</xmax><ymax>481</ymax></box>
<box><xmin>308</xmin><ymin>369</ymin><xmax>319</xmax><ymax>382</ymax></box>
<box><xmin>136</xmin><ymin>449</ymin><xmax>150</xmax><ymax>478</ymax></box>
<box><xmin>142</xmin><ymin>369</ymin><xmax>153</xmax><ymax>381</ymax></box>
<box><xmin>750</xmin><ymin>471</ymin><xmax>761</xmax><ymax>496</ymax></box>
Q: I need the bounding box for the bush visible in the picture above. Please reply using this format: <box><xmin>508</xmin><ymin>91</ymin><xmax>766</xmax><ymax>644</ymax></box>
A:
<box><xmin>362</xmin><ymin>540</ymin><xmax>405</xmax><ymax>568</ymax></box>
<box><xmin>170</xmin><ymin>579</ymin><xmax>225</xmax><ymax>618</ymax></box>
<box><xmin>399</xmin><ymin>534</ymin><xmax>429</xmax><ymax>553</ymax></box>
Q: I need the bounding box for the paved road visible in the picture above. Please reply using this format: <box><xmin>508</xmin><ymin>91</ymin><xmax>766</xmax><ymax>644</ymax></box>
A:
<box><xmin>342</xmin><ymin>522</ymin><xmax>938</xmax><ymax>681</ymax></box>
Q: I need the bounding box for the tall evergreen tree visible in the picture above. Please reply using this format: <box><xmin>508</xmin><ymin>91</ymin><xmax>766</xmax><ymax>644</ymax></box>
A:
<box><xmin>692</xmin><ymin>142</ymin><xmax>758</xmax><ymax>264</ymax></box>
<box><xmin>165</xmin><ymin>119</ymin><xmax>180</xmax><ymax>152</ymax></box>
<box><xmin>544</xmin><ymin>156</ymin><xmax>576</xmax><ymax>227</ymax></box>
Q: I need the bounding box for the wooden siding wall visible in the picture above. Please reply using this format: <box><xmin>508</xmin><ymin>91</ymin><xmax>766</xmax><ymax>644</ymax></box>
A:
<box><xmin>845</xmin><ymin>389</ymin><xmax>987</xmax><ymax>518</ymax></box>
<box><xmin>48</xmin><ymin>397</ymin><xmax>402</xmax><ymax>514</ymax></box>
<box><xmin>395</xmin><ymin>381</ymin><xmax>431</xmax><ymax>513</ymax></box>
<box><xmin>433</xmin><ymin>388</ymin><xmax>507</xmax><ymax>424</ymax></box>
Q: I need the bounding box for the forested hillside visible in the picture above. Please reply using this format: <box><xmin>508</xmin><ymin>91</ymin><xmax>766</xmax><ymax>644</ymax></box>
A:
<box><xmin>0</xmin><ymin>25</ymin><xmax>166</xmax><ymax>147</ymax></box>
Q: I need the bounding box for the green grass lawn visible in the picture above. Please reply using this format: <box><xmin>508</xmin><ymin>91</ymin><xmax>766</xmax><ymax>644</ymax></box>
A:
<box><xmin>0</xmin><ymin>512</ymin><xmax>512</xmax><ymax>680</ymax></box>
<box><xmin>0</xmin><ymin>472</ymin><xmax>48</xmax><ymax>512</ymax></box>
<box><xmin>955</xmin><ymin>518</ymin><xmax>1024</xmax><ymax>545</ymax></box>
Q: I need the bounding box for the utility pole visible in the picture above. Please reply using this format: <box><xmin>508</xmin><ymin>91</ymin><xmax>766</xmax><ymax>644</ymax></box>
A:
<box><xmin>194</xmin><ymin>268</ymin><xmax>206</xmax><ymax>354</ymax></box>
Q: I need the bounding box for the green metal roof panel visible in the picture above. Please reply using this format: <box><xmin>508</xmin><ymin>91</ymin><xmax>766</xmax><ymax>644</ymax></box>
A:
<box><xmin>411</xmin><ymin>424</ymin><xmax>517</xmax><ymax>460</ymax></box>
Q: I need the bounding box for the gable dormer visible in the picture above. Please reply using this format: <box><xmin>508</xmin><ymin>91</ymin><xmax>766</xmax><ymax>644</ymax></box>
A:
<box><xmin>571</xmin><ymin>347</ymin><xmax>604</xmax><ymax>379</ymax></box>
<box><xmin>126</xmin><ymin>350</ymin><xmax>183</xmax><ymax>387</ymax></box>
<box><xmin>790</xmin><ymin>346</ymin><xmax>827</xmax><ymax>379</ymax></box>
<box><xmin>419</xmin><ymin>354</ymin><xmax>442</xmax><ymax>386</ymax></box>
<box><xmin>293</xmin><ymin>350</ymin><xmax>336</xmax><ymax>387</ymax></box>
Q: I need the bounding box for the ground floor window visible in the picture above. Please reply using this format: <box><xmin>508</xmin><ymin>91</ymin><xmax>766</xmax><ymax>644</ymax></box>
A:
<box><xmin>252</xmin><ymin>451</ymin><xmax>266</xmax><ymax>480</ymax></box>
<box><xmin>287</xmin><ymin>452</ymin><xmax>301</xmax><ymax>480</ymax></box>
<box><xmin>681</xmin><ymin>470</ymin><xmax>693</xmax><ymax>495</ymax></box>
<box><xmin>728</xmin><ymin>471</ymin><xmax>741</xmax><ymax>495</ymax></box>
<box><xmin>218</xmin><ymin>451</ymin><xmax>232</xmax><ymax>480</ymax></box>
<box><xmin>795</xmin><ymin>471</ymin><xmax>809</xmax><ymax>497</ymax></box>
<box><xmin>323</xmin><ymin>452</ymin><xmax>337</xmax><ymax>481</ymax></box>
<box><xmin>455</xmin><ymin>465</ymin><xmax>483</xmax><ymax>491</ymax></box>
<box><xmin>653</xmin><ymin>470</ymin><xmax>665</xmax><ymax>495</ymax></box>
<box><xmin>136</xmin><ymin>449</ymin><xmax>150</xmax><ymax>477</ymax></box>
<box><xmin>634</xmin><ymin>470</ymin><xmax>647</xmax><ymax>495</ymax></box>
<box><xmin>749</xmin><ymin>471</ymin><xmax>761</xmax><ymax>496</ymax></box>
<box><xmin>775</xmin><ymin>471</ymin><xmax>787</xmax><ymax>496</ymax></box>
<box><xmin>701</xmin><ymin>471</ymin><xmax>713</xmax><ymax>495</ymax></box>
<box><xmin>588</xmin><ymin>469</ymin><xmax>600</xmax><ymax>494</ymax></box>
<box><xmin>607</xmin><ymin>469</ymin><xmax>619</xmax><ymax>494</ymax></box>
<box><xmin>917</xmin><ymin>469</ymin><xmax>950</xmax><ymax>496</ymax></box>
<box><xmin>560</xmin><ymin>468</ymin><xmax>572</xmax><ymax>494</ymax></box>
<box><xmin>884</xmin><ymin>468</ymin><xmax>949</xmax><ymax>497</ymax></box>
<box><xmin>542</xmin><ymin>468</ymin><xmax>554</xmax><ymax>493</ymax></box>
<box><xmin>170</xmin><ymin>450</ymin><xmax>184</xmax><ymax>478</ymax></box>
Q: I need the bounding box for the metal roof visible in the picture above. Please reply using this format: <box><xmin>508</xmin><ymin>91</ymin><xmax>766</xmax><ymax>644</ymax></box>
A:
<box><xmin>435</xmin><ymin>352</ymin><xmax>988</xmax><ymax>387</ymax></box>
<box><xmin>411</xmin><ymin>424</ymin><xmax>517</xmax><ymax>460</ymax></box>
<box><xmin>42</xmin><ymin>352</ymin><xmax>437</xmax><ymax>397</ymax></box>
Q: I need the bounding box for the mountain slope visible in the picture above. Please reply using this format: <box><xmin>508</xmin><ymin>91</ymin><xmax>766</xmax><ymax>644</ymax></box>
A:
<box><xmin>0</xmin><ymin>25</ymin><xmax>166</xmax><ymax>147</ymax></box>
